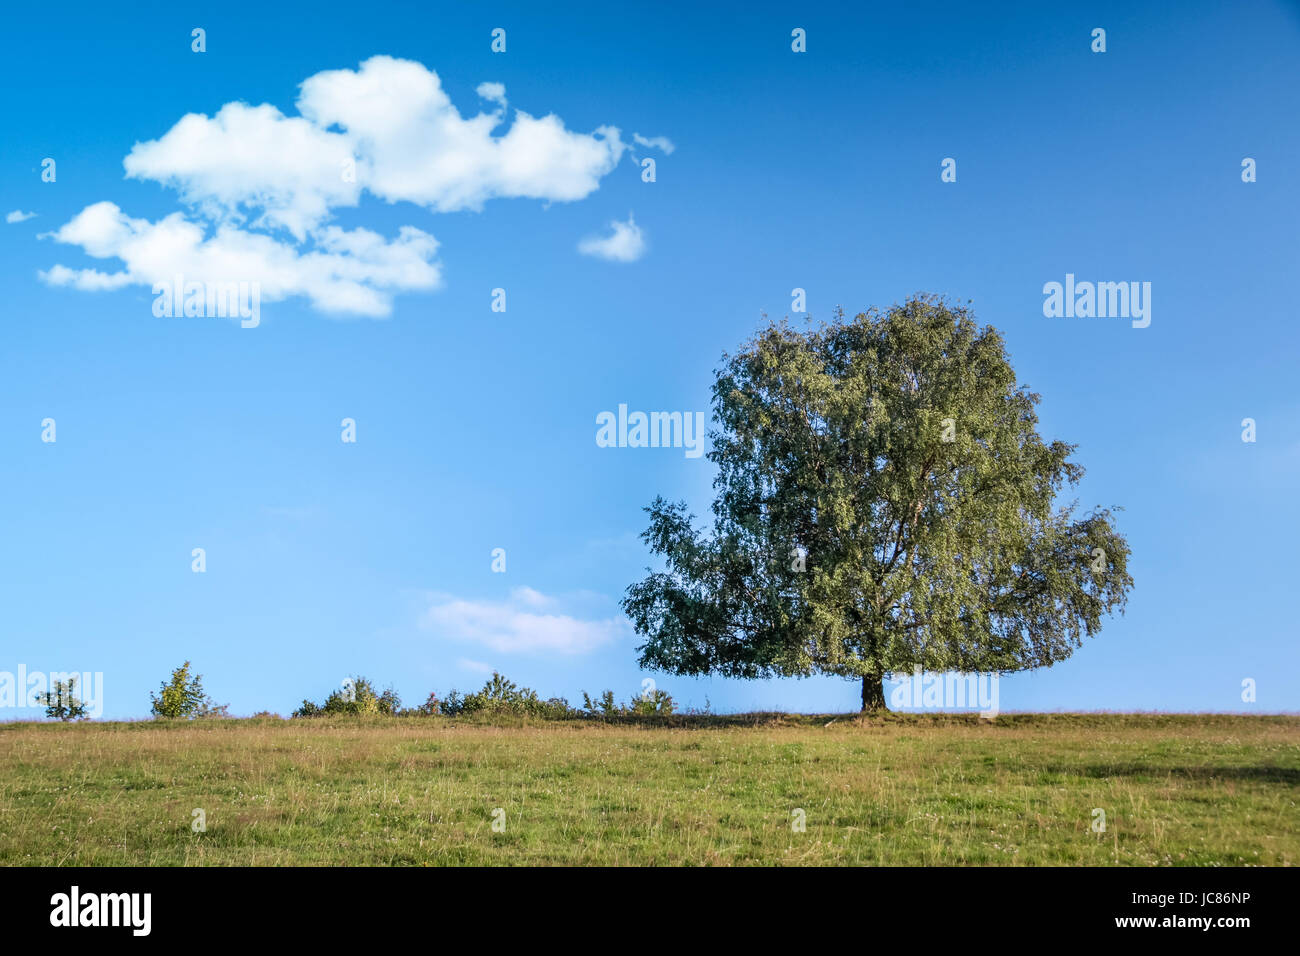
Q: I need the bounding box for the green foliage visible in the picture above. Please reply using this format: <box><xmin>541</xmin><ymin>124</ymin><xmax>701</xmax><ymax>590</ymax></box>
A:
<box><xmin>628</xmin><ymin>688</ymin><xmax>676</xmax><ymax>716</ymax></box>
<box><xmin>623</xmin><ymin>296</ymin><xmax>1134</xmax><ymax>709</ymax></box>
<box><xmin>684</xmin><ymin>695</ymin><xmax>713</xmax><ymax>717</ymax></box>
<box><xmin>581</xmin><ymin>687</ymin><xmax>676</xmax><ymax>718</ymax></box>
<box><xmin>406</xmin><ymin>692</ymin><xmax>440</xmax><ymax>717</ymax></box>
<box><xmin>37</xmin><ymin>678</ymin><xmax>89</xmax><ymax>721</ymax></box>
<box><xmin>291</xmin><ymin>674</ymin><xmax>674</xmax><ymax>722</ymax></box>
<box><xmin>195</xmin><ymin>698</ymin><xmax>231</xmax><ymax>719</ymax></box>
<box><xmin>292</xmin><ymin>676</ymin><xmax>400</xmax><ymax>718</ymax></box>
<box><xmin>451</xmin><ymin>672</ymin><xmax>576</xmax><ymax>719</ymax></box>
<box><xmin>150</xmin><ymin>661</ymin><xmax>224</xmax><ymax>719</ymax></box>
<box><xmin>581</xmin><ymin>689</ymin><xmax>620</xmax><ymax>718</ymax></box>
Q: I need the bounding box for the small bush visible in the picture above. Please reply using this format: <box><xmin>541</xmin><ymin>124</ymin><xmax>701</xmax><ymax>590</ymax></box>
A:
<box><xmin>403</xmin><ymin>692</ymin><xmax>440</xmax><ymax>717</ymax></box>
<box><xmin>684</xmin><ymin>696</ymin><xmax>712</xmax><ymax>716</ymax></box>
<box><xmin>195</xmin><ymin>699</ymin><xmax>231</xmax><ymax>719</ymax></box>
<box><xmin>293</xmin><ymin>676</ymin><xmax>400</xmax><ymax>718</ymax></box>
<box><xmin>37</xmin><ymin>678</ymin><xmax>89</xmax><ymax>721</ymax></box>
<box><xmin>582</xmin><ymin>690</ymin><xmax>620</xmax><ymax>718</ymax></box>
<box><xmin>628</xmin><ymin>688</ymin><xmax>676</xmax><ymax>716</ymax></box>
<box><xmin>150</xmin><ymin>662</ymin><xmax>226</xmax><ymax>719</ymax></box>
<box><xmin>452</xmin><ymin>673</ymin><xmax>577</xmax><ymax>720</ymax></box>
<box><xmin>582</xmin><ymin>687</ymin><xmax>676</xmax><ymax>718</ymax></box>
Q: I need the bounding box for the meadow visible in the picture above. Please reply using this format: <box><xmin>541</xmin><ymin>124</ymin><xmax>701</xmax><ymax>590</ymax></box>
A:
<box><xmin>1</xmin><ymin>713</ymin><xmax>1295</xmax><ymax>866</ymax></box>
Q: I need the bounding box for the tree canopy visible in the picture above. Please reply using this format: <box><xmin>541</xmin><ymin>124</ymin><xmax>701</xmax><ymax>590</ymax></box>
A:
<box><xmin>623</xmin><ymin>296</ymin><xmax>1133</xmax><ymax>710</ymax></box>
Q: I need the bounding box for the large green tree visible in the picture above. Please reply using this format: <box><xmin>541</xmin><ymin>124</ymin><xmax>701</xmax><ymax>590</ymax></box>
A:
<box><xmin>623</xmin><ymin>296</ymin><xmax>1133</xmax><ymax>710</ymax></box>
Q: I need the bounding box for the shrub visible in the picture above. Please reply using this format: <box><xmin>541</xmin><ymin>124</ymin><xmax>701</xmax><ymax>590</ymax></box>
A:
<box><xmin>195</xmin><ymin>699</ymin><xmax>231</xmax><ymax>719</ymax></box>
<box><xmin>453</xmin><ymin>672</ymin><xmax>577</xmax><ymax>720</ymax></box>
<box><xmin>292</xmin><ymin>676</ymin><xmax>400</xmax><ymax>717</ymax></box>
<box><xmin>37</xmin><ymin>678</ymin><xmax>89</xmax><ymax>721</ymax></box>
<box><xmin>150</xmin><ymin>662</ymin><xmax>225</xmax><ymax>719</ymax></box>
<box><xmin>581</xmin><ymin>687</ymin><xmax>676</xmax><ymax>718</ymax></box>
<box><xmin>582</xmin><ymin>689</ymin><xmax>620</xmax><ymax>718</ymax></box>
<box><xmin>540</xmin><ymin>697</ymin><xmax>576</xmax><ymax>719</ymax></box>
<box><xmin>439</xmin><ymin>689</ymin><xmax>466</xmax><ymax>717</ymax></box>
<box><xmin>684</xmin><ymin>696</ymin><xmax>712</xmax><ymax>716</ymax></box>
<box><xmin>403</xmin><ymin>692</ymin><xmax>440</xmax><ymax>717</ymax></box>
<box><xmin>628</xmin><ymin>688</ymin><xmax>676</xmax><ymax>716</ymax></box>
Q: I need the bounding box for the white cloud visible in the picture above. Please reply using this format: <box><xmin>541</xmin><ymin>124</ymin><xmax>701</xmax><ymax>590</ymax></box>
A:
<box><xmin>6</xmin><ymin>210</ymin><xmax>37</xmax><ymax>223</ymax></box>
<box><xmin>39</xmin><ymin>56</ymin><xmax>647</xmax><ymax>317</ymax></box>
<box><xmin>578</xmin><ymin>213</ymin><xmax>646</xmax><ymax>262</ymax></box>
<box><xmin>633</xmin><ymin>133</ymin><xmax>675</xmax><ymax>155</ymax></box>
<box><xmin>423</xmin><ymin>587</ymin><xmax>629</xmax><ymax>655</ymax></box>
<box><xmin>120</xmin><ymin>56</ymin><xmax>626</xmax><ymax>234</ymax></box>
<box><xmin>510</xmin><ymin>586</ymin><xmax>556</xmax><ymax>609</ymax></box>
<box><xmin>294</xmin><ymin>57</ymin><xmax>626</xmax><ymax>215</ymax></box>
<box><xmin>476</xmin><ymin>82</ymin><xmax>507</xmax><ymax>108</ymax></box>
<box><xmin>457</xmin><ymin>658</ymin><xmax>495</xmax><ymax>674</ymax></box>
<box><xmin>124</xmin><ymin>102</ymin><xmax>358</xmax><ymax>241</ymax></box>
<box><xmin>40</xmin><ymin>201</ymin><xmax>440</xmax><ymax>317</ymax></box>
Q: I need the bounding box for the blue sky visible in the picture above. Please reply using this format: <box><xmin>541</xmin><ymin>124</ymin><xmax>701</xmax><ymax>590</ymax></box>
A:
<box><xmin>2</xmin><ymin>0</ymin><xmax>1297</xmax><ymax>719</ymax></box>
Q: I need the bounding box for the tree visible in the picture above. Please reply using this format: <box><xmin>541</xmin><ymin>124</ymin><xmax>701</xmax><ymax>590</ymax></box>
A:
<box><xmin>37</xmin><ymin>677</ymin><xmax>89</xmax><ymax>721</ymax></box>
<box><xmin>623</xmin><ymin>296</ymin><xmax>1133</xmax><ymax>711</ymax></box>
<box><xmin>150</xmin><ymin>661</ymin><xmax>224</xmax><ymax>719</ymax></box>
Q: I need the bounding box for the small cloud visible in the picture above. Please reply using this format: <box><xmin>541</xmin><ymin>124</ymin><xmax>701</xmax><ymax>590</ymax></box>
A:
<box><xmin>476</xmin><ymin>82</ymin><xmax>507</xmax><ymax>109</ymax></box>
<box><xmin>457</xmin><ymin>658</ymin><xmax>494</xmax><ymax>674</ymax></box>
<box><xmin>422</xmin><ymin>586</ymin><xmax>629</xmax><ymax>655</ymax></box>
<box><xmin>6</xmin><ymin>210</ymin><xmax>37</xmax><ymax>224</ymax></box>
<box><xmin>578</xmin><ymin>213</ymin><xmax>646</xmax><ymax>263</ymax></box>
<box><xmin>632</xmin><ymin>133</ymin><xmax>675</xmax><ymax>155</ymax></box>
<box><xmin>38</xmin><ymin>263</ymin><xmax>133</xmax><ymax>291</ymax></box>
<box><xmin>511</xmin><ymin>586</ymin><xmax>555</xmax><ymax>609</ymax></box>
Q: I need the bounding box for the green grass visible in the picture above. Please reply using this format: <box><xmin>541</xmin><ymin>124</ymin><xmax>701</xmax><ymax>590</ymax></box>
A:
<box><xmin>1</xmin><ymin>713</ymin><xmax>1295</xmax><ymax>865</ymax></box>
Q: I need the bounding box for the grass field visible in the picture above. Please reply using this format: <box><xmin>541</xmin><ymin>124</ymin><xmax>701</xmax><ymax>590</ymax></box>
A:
<box><xmin>1</xmin><ymin>713</ymin><xmax>1295</xmax><ymax>866</ymax></box>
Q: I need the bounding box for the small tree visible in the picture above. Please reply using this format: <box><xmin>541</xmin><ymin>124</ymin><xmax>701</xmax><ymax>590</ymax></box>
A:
<box><xmin>628</xmin><ymin>688</ymin><xmax>676</xmax><ymax>716</ymax></box>
<box><xmin>439</xmin><ymin>672</ymin><xmax>575</xmax><ymax>719</ymax></box>
<box><xmin>37</xmin><ymin>677</ymin><xmax>89</xmax><ymax>721</ymax></box>
<box><xmin>409</xmin><ymin>692</ymin><xmax>440</xmax><ymax>716</ymax></box>
<box><xmin>292</xmin><ymin>676</ymin><xmax>400</xmax><ymax>717</ymax></box>
<box><xmin>580</xmin><ymin>687</ymin><xmax>676</xmax><ymax>717</ymax></box>
<box><xmin>150</xmin><ymin>661</ymin><xmax>221</xmax><ymax>719</ymax></box>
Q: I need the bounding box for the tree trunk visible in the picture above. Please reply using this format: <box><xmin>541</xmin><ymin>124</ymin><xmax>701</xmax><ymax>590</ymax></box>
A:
<box><xmin>861</xmin><ymin>673</ymin><xmax>886</xmax><ymax>712</ymax></box>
